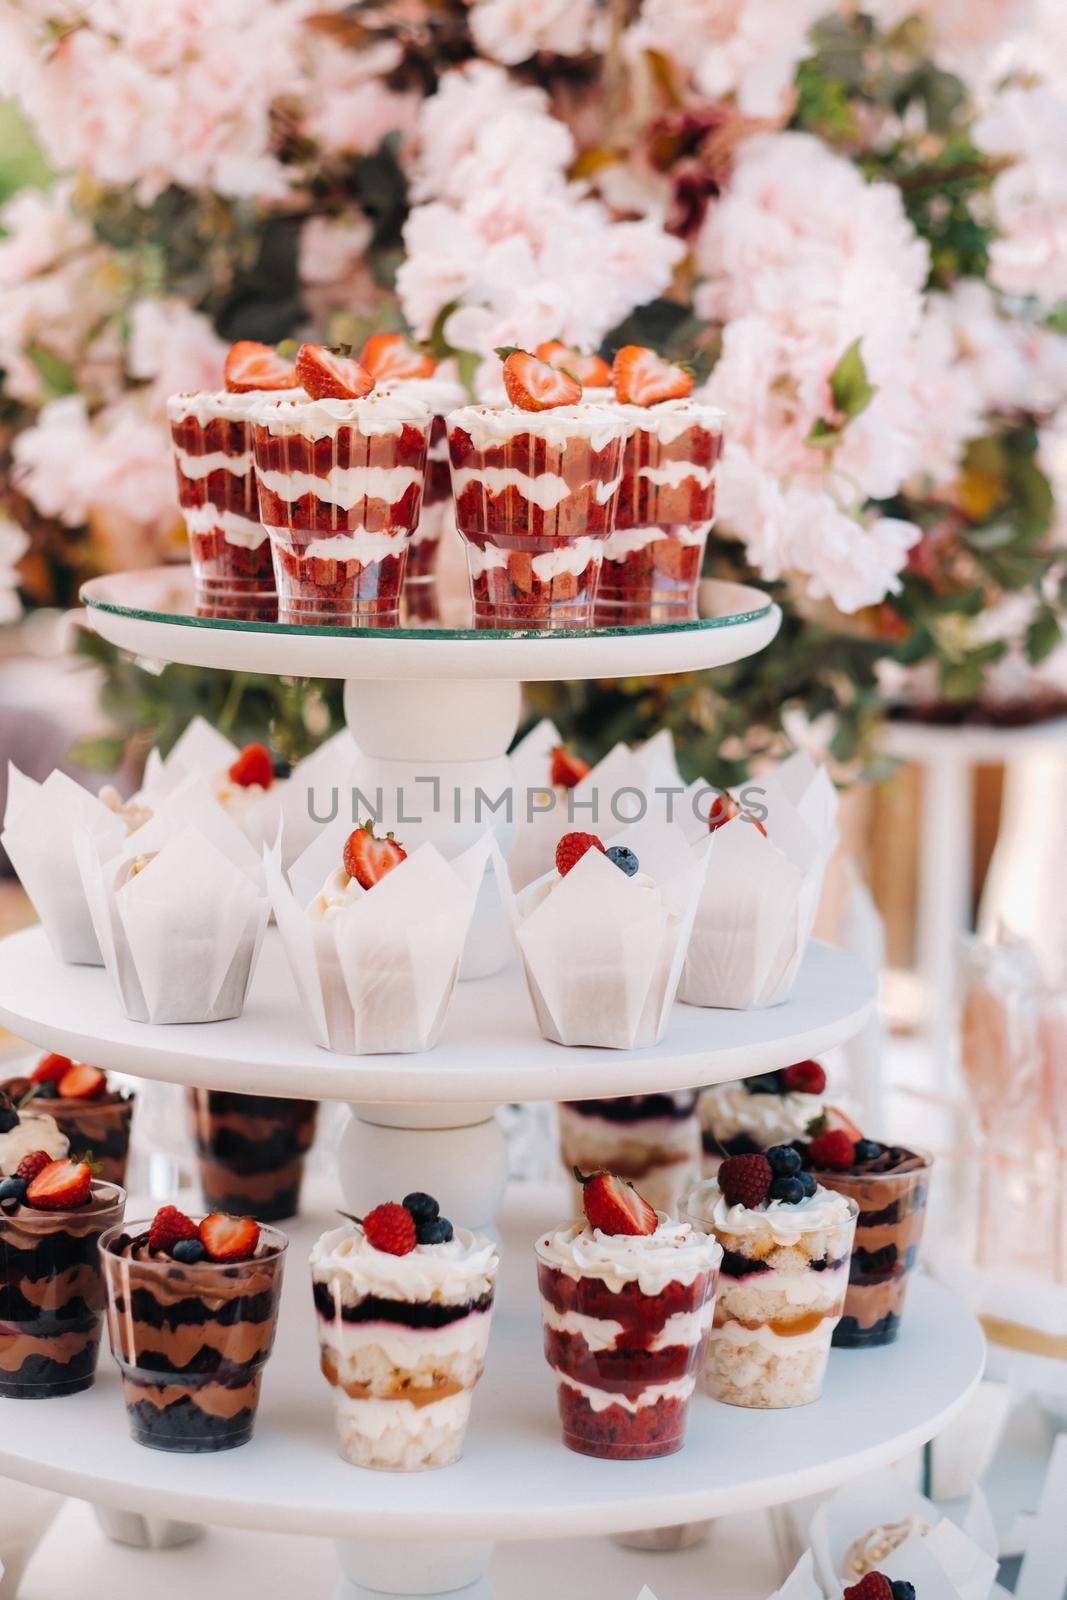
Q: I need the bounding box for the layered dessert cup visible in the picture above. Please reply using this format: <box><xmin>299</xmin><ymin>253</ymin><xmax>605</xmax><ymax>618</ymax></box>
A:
<box><xmin>167</xmin><ymin>388</ymin><xmax>298</xmax><ymax>621</ymax></box>
<box><xmin>311</xmin><ymin>1195</ymin><xmax>499</xmax><ymax>1470</ymax></box>
<box><xmin>379</xmin><ymin>377</ymin><xmax>465</xmax><ymax>598</ymax></box>
<box><xmin>446</xmin><ymin>403</ymin><xmax>626</xmax><ymax>629</ymax></box>
<box><xmin>250</xmin><ymin>394</ymin><xmax>431</xmax><ymax>625</ymax></box>
<box><xmin>101</xmin><ymin>1208</ymin><xmax>287</xmax><ymax>1452</ymax></box>
<box><xmin>699</xmin><ymin>1061</ymin><xmax>828</xmax><ymax>1176</ymax></box>
<box><xmin>536</xmin><ymin>1173</ymin><xmax>720</xmax><ymax>1459</ymax></box>
<box><xmin>596</xmin><ymin>399</ymin><xmax>725</xmax><ymax>625</ymax></box>
<box><xmin>4</xmin><ymin>1055</ymin><xmax>135</xmax><ymax>1187</ymax></box>
<box><xmin>0</xmin><ymin>1142</ymin><xmax>124</xmax><ymax>1399</ymax></box>
<box><xmin>187</xmin><ymin>1089</ymin><xmax>318</xmax><ymax>1223</ymax></box>
<box><xmin>685</xmin><ymin>1152</ymin><xmax>857</xmax><ymax>1409</ymax></box>
<box><xmin>559</xmin><ymin>1093</ymin><xmax>701</xmax><ymax>1216</ymax></box>
<box><xmin>805</xmin><ymin>1134</ymin><xmax>932</xmax><ymax>1348</ymax></box>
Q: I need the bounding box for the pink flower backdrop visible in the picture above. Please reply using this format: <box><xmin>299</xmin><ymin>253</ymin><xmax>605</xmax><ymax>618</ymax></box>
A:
<box><xmin>0</xmin><ymin>0</ymin><xmax>1065</xmax><ymax>772</ymax></box>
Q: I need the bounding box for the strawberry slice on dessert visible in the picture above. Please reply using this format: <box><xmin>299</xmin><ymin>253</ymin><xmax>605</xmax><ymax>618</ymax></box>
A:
<box><xmin>148</xmin><ymin>1204</ymin><xmax>199</xmax><ymax>1255</ymax></box>
<box><xmin>342</xmin><ymin>821</ymin><xmax>408</xmax><ymax>889</ymax></box>
<box><xmin>228</xmin><ymin>741</ymin><xmax>274</xmax><ymax>790</ymax></box>
<box><xmin>26</xmin><ymin>1158</ymin><xmax>92</xmax><ymax>1210</ymax></box>
<box><xmin>707</xmin><ymin>792</ymin><xmax>767</xmax><ymax>837</ymax></box>
<box><xmin>32</xmin><ymin>1052</ymin><xmax>73</xmax><ymax>1083</ymax></box>
<box><xmin>611</xmin><ymin>345</ymin><xmax>693</xmax><ymax>406</ymax></box>
<box><xmin>534</xmin><ymin>341</ymin><xmax>612</xmax><ymax>387</ymax></box>
<box><xmin>360</xmin><ymin>332</ymin><xmax>436</xmax><ymax>382</ymax></box>
<box><xmin>550</xmin><ymin>746</ymin><xmax>591</xmax><ymax>788</ymax></box>
<box><xmin>199</xmin><ymin>1212</ymin><xmax>261</xmax><ymax>1263</ymax></box>
<box><xmin>497</xmin><ymin>347</ymin><xmax>582</xmax><ymax>411</ymax></box>
<box><xmin>224</xmin><ymin>340</ymin><xmax>296</xmax><ymax>394</ymax></box>
<box><xmin>57</xmin><ymin>1063</ymin><xmax>107</xmax><ymax>1100</ymax></box>
<box><xmin>295</xmin><ymin>342</ymin><xmax>374</xmax><ymax>401</ymax></box>
<box><xmin>576</xmin><ymin>1170</ymin><xmax>657</xmax><ymax>1236</ymax></box>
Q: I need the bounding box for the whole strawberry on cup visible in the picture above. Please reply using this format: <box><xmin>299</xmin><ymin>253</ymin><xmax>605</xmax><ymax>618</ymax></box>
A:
<box><xmin>100</xmin><ymin>1205</ymin><xmax>287</xmax><ymax>1452</ymax></box>
<box><xmin>2</xmin><ymin>1052</ymin><xmax>135</xmax><ymax>1187</ymax></box>
<box><xmin>536</xmin><ymin>1170</ymin><xmax>721</xmax><ymax>1459</ymax></box>
<box><xmin>0</xmin><ymin>1134</ymin><xmax>125</xmax><ymax>1399</ymax></box>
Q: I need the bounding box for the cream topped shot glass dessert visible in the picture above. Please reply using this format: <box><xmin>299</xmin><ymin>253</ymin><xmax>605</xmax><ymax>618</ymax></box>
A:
<box><xmin>559</xmin><ymin>1092</ymin><xmax>701</xmax><ymax>1216</ymax></box>
<box><xmin>536</xmin><ymin>1170</ymin><xmax>720</xmax><ymax>1459</ymax></box>
<box><xmin>685</xmin><ymin>1148</ymin><xmax>857</xmax><ymax>1409</ymax></box>
<box><xmin>698</xmin><ymin>1060</ymin><xmax>829</xmax><ymax>1175</ymax></box>
<box><xmin>312</xmin><ymin>1192</ymin><xmax>499</xmax><ymax>1470</ymax></box>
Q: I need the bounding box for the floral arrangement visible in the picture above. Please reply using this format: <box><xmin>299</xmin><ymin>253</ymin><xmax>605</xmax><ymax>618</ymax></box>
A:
<box><xmin>0</xmin><ymin>1</ymin><xmax>1065</xmax><ymax>775</ymax></box>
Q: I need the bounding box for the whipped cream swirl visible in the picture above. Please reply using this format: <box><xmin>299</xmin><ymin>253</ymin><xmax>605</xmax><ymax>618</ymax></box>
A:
<box><xmin>311</xmin><ymin>1221</ymin><xmax>499</xmax><ymax>1306</ymax></box>
<box><xmin>685</xmin><ymin>1177</ymin><xmax>854</xmax><ymax>1244</ymax></box>
<box><xmin>536</xmin><ymin>1217</ymin><xmax>721</xmax><ymax>1295</ymax></box>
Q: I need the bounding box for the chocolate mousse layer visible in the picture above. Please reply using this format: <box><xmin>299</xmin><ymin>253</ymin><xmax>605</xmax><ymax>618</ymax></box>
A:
<box><xmin>0</xmin><ymin>1184</ymin><xmax>126</xmax><ymax>1399</ymax></box>
<box><xmin>812</xmin><ymin>1148</ymin><xmax>931</xmax><ymax>1348</ymax></box>
<box><xmin>101</xmin><ymin>1223</ymin><xmax>286</xmax><ymax>1452</ymax></box>
<box><xmin>187</xmin><ymin>1090</ymin><xmax>317</xmax><ymax>1223</ymax></box>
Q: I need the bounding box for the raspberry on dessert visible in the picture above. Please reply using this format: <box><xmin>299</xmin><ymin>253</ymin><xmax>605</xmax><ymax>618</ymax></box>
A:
<box><xmin>360</xmin><ymin>331</ymin><xmax>435</xmax><ymax>382</ymax></box>
<box><xmin>228</xmin><ymin>741</ymin><xmax>274</xmax><ymax>790</ymax></box>
<box><xmin>550</xmin><ymin>746</ymin><xmax>591</xmax><ymax>789</ymax></box>
<box><xmin>224</xmin><ymin>340</ymin><xmax>296</xmax><ymax>394</ymax></box>
<box><xmin>534</xmin><ymin>340</ymin><xmax>612</xmax><ymax>387</ymax></box>
<box><xmin>555</xmin><ymin>831</ymin><xmax>606</xmax><ymax>877</ymax></box>
<box><xmin>199</xmin><ymin>1212</ymin><xmax>261</xmax><ymax>1263</ymax></box>
<box><xmin>576</xmin><ymin>1169</ymin><xmax>658</xmax><ymax>1235</ymax></box>
<box><xmin>605</xmin><ymin>845</ymin><xmax>639</xmax><ymax>877</ymax></box>
<box><xmin>32</xmin><ymin>1052</ymin><xmax>72</xmax><ymax>1083</ymax></box>
<box><xmin>343</xmin><ymin>821</ymin><xmax>408</xmax><ymax>889</ymax></box>
<box><xmin>363</xmin><ymin>1201</ymin><xmax>417</xmax><ymax>1256</ymax></box>
<box><xmin>15</xmin><ymin>1150</ymin><xmax>55</xmax><ymax>1185</ymax></box>
<box><xmin>295</xmin><ymin>342</ymin><xmax>374</xmax><ymax>401</ymax></box>
<box><xmin>808</xmin><ymin>1129</ymin><xmax>857</xmax><ymax>1171</ymax></box>
<box><xmin>497</xmin><ymin>347</ymin><xmax>582</xmax><ymax>411</ymax></box>
<box><xmin>57</xmin><ymin>1063</ymin><xmax>107</xmax><ymax>1100</ymax></box>
<box><xmin>26</xmin><ymin>1158</ymin><xmax>92</xmax><ymax>1210</ymax></box>
<box><xmin>843</xmin><ymin>1576</ymin><xmax>894</xmax><ymax>1600</ymax></box>
<box><xmin>780</xmin><ymin>1060</ymin><xmax>827</xmax><ymax>1095</ymax></box>
<box><xmin>148</xmin><ymin>1205</ymin><xmax>199</xmax><ymax>1255</ymax></box>
<box><xmin>611</xmin><ymin>345</ymin><xmax>693</xmax><ymax>406</ymax></box>
<box><xmin>718</xmin><ymin>1152</ymin><xmax>773</xmax><ymax>1209</ymax></box>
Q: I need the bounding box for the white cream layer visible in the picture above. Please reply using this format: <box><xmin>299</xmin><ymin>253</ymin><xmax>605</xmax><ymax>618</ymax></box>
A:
<box><xmin>712</xmin><ymin>1319</ymin><xmax>838</xmax><ymax>1354</ymax></box>
<box><xmin>638</xmin><ymin>460</ymin><xmax>716</xmax><ymax>489</ymax></box>
<box><xmin>539</xmin><ymin>1301</ymin><xmax>714</xmax><ymax>1354</ymax></box>
<box><xmin>317</xmin><ymin>1308</ymin><xmax>492</xmax><ymax>1369</ymax></box>
<box><xmin>699</xmin><ymin>1081</ymin><xmax>826</xmax><ymax>1146</ymax></box>
<box><xmin>451</xmin><ymin>467</ymin><xmax>621</xmax><ymax>510</ymax></box>
<box><xmin>379</xmin><ymin>377</ymin><xmax>466</xmax><ymax>416</ymax></box>
<box><xmin>536</xmin><ymin>1218</ymin><xmax>720</xmax><ymax>1296</ymax></box>
<box><xmin>685</xmin><ymin>1178</ymin><xmax>854</xmax><ymax>1243</ymax></box>
<box><xmin>269</xmin><ymin>530</ymin><xmax>409</xmax><ymax>565</ymax></box>
<box><xmin>447</xmin><ymin>403</ymin><xmax>625</xmax><ymax>456</ymax></box>
<box><xmin>251</xmin><ymin>394</ymin><xmax>431</xmax><ymax>440</ymax></box>
<box><xmin>255</xmin><ymin>466</ymin><xmax>421</xmax><ymax>509</ymax></box>
<box><xmin>167</xmin><ymin>388</ymin><xmax>306</xmax><ymax>426</ymax></box>
<box><xmin>609</xmin><ymin>398</ymin><xmax>726</xmax><ymax>446</ymax></box>
<box><xmin>183</xmin><ymin>503</ymin><xmax>268</xmax><ymax>549</ymax></box>
<box><xmin>331</xmin><ymin>1387</ymin><xmax>473</xmax><ymax>1438</ymax></box>
<box><xmin>601</xmin><ymin>521</ymin><xmax>711</xmax><ymax>560</ymax></box>
<box><xmin>173</xmin><ymin>447</ymin><xmax>253</xmax><ymax>479</ymax></box>
<box><xmin>554</xmin><ymin>1372</ymin><xmax>696</xmax><ymax>1414</ymax></box>
<box><xmin>466</xmin><ymin>536</ymin><xmax>602</xmax><ymax>583</ymax></box>
<box><xmin>311</xmin><ymin>1221</ymin><xmax>498</xmax><ymax>1307</ymax></box>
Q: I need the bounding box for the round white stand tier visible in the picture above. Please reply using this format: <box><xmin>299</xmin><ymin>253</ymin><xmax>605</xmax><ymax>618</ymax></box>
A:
<box><xmin>0</xmin><ymin>1190</ymin><xmax>985</xmax><ymax>1598</ymax></box>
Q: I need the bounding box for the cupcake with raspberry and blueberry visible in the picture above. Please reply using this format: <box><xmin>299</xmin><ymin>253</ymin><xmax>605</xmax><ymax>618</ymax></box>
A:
<box><xmin>843</xmin><ymin>1576</ymin><xmax>916</xmax><ymax>1600</ymax></box>
<box><xmin>536</xmin><ymin>1170</ymin><xmax>720</xmax><ymax>1459</ymax></box>
<box><xmin>3</xmin><ymin>1053</ymin><xmax>135</xmax><ymax>1187</ymax></box>
<box><xmin>0</xmin><ymin>1139</ymin><xmax>125</xmax><ymax>1399</ymax></box>
<box><xmin>100</xmin><ymin>1205</ymin><xmax>287</xmax><ymax>1452</ymax></box>
<box><xmin>685</xmin><ymin>1146</ymin><xmax>857</xmax><ymax>1409</ymax></box>
<box><xmin>311</xmin><ymin>1192</ymin><xmax>499</xmax><ymax>1470</ymax></box>
<box><xmin>698</xmin><ymin>1060</ymin><xmax>828</xmax><ymax>1175</ymax></box>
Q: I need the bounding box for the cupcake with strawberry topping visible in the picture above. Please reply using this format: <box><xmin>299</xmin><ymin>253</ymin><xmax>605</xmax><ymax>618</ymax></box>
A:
<box><xmin>250</xmin><ymin>342</ymin><xmax>431</xmax><ymax>626</ymax></box>
<box><xmin>698</xmin><ymin>1060</ymin><xmax>828</xmax><ymax>1176</ymax></box>
<box><xmin>100</xmin><ymin>1204</ymin><xmax>286</xmax><ymax>1452</ymax></box>
<box><xmin>311</xmin><ymin>1192</ymin><xmax>499</xmax><ymax>1470</ymax></box>
<box><xmin>685</xmin><ymin>1148</ymin><xmax>857</xmax><ymax>1409</ymax></box>
<box><xmin>446</xmin><ymin>347</ymin><xmax>627</xmax><ymax>630</ymax></box>
<box><xmin>2</xmin><ymin>1053</ymin><xmax>135</xmax><ymax>1186</ymax></box>
<box><xmin>595</xmin><ymin>345</ymin><xmax>725</xmax><ymax>625</ymax></box>
<box><xmin>536</xmin><ymin>1171</ymin><xmax>720</xmax><ymax>1459</ymax></box>
<box><xmin>210</xmin><ymin>739</ymin><xmax>287</xmax><ymax>851</ymax></box>
<box><xmin>0</xmin><ymin>1145</ymin><xmax>125</xmax><ymax>1398</ymax></box>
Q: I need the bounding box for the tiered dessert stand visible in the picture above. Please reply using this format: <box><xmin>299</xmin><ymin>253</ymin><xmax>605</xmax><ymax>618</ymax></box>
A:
<box><xmin>0</xmin><ymin>569</ymin><xmax>985</xmax><ymax>1600</ymax></box>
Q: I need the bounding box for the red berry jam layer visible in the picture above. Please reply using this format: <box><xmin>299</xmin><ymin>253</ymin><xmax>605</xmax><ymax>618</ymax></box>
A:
<box><xmin>813</xmin><ymin>1149</ymin><xmax>930</xmax><ymax>1349</ymax></box>
<box><xmin>557</xmin><ymin>1383</ymin><xmax>691</xmax><ymax>1460</ymax></box>
<box><xmin>595</xmin><ymin>522</ymin><xmax>711</xmax><ymax>624</ymax></box>
<box><xmin>187</xmin><ymin>1091</ymin><xmax>318</xmax><ymax>1225</ymax></box>
<box><xmin>611</xmin><ymin>401</ymin><xmax>725</xmax><ymax>531</ymax></box>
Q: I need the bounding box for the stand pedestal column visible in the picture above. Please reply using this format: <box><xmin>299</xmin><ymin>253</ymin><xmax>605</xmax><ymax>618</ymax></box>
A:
<box><xmin>340</xmin><ymin>1103</ymin><xmax>508</xmax><ymax>1232</ymax></box>
<box><xmin>334</xmin><ymin>1538</ymin><xmax>493</xmax><ymax>1598</ymax></box>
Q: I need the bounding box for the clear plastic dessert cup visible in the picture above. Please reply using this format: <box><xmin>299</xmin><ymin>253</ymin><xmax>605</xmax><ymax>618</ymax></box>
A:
<box><xmin>811</xmin><ymin>1149</ymin><xmax>932</xmax><ymax>1348</ymax></box>
<box><xmin>251</xmin><ymin>395</ymin><xmax>431</xmax><ymax>626</ymax></box>
<box><xmin>595</xmin><ymin>400</ymin><xmax>724</xmax><ymax>626</ymax></box>
<box><xmin>101</xmin><ymin>1220</ymin><xmax>287</xmax><ymax>1452</ymax></box>
<box><xmin>685</xmin><ymin>1179</ymin><xmax>857</xmax><ymax>1409</ymax></box>
<box><xmin>535</xmin><ymin>1217</ymin><xmax>721</xmax><ymax>1460</ymax></box>
<box><xmin>559</xmin><ymin>1094</ymin><xmax>701</xmax><ymax>1217</ymax></box>
<box><xmin>311</xmin><ymin>1221</ymin><xmax>499</xmax><ymax>1471</ymax></box>
<box><xmin>1</xmin><ymin>1073</ymin><xmax>134</xmax><ymax>1188</ymax></box>
<box><xmin>187</xmin><ymin>1089</ymin><xmax>318</xmax><ymax>1223</ymax></box>
<box><xmin>446</xmin><ymin>403</ymin><xmax>627</xmax><ymax>631</ymax></box>
<box><xmin>379</xmin><ymin>377</ymin><xmax>465</xmax><ymax>602</ymax></box>
<box><xmin>167</xmin><ymin>391</ymin><xmax>289</xmax><ymax>622</ymax></box>
<box><xmin>0</xmin><ymin>1182</ymin><xmax>125</xmax><ymax>1399</ymax></box>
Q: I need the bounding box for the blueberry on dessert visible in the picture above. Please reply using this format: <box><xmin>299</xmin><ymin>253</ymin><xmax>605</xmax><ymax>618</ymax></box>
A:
<box><xmin>559</xmin><ymin>1091</ymin><xmax>701</xmax><ymax>1216</ymax></box>
<box><xmin>536</xmin><ymin>1170</ymin><xmax>720</xmax><ymax>1460</ymax></box>
<box><xmin>311</xmin><ymin>1192</ymin><xmax>499</xmax><ymax>1471</ymax></box>
<box><xmin>2</xmin><ymin>1053</ymin><xmax>136</xmax><ymax>1187</ymax></box>
<box><xmin>684</xmin><ymin>1148</ymin><xmax>858</xmax><ymax>1409</ymax></box>
<box><xmin>697</xmin><ymin>1060</ymin><xmax>829</xmax><ymax>1174</ymax></box>
<box><xmin>0</xmin><ymin>1150</ymin><xmax>124</xmax><ymax>1398</ymax></box>
<box><xmin>100</xmin><ymin>1205</ymin><xmax>286</xmax><ymax>1452</ymax></box>
<box><xmin>802</xmin><ymin>1118</ymin><xmax>932</xmax><ymax>1349</ymax></box>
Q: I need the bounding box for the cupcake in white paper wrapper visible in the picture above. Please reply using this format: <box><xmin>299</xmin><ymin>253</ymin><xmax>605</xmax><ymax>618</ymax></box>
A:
<box><xmin>76</xmin><ymin>799</ymin><xmax>269</xmax><ymax>1025</ymax></box>
<box><xmin>500</xmin><ymin>819</ymin><xmax>708</xmax><ymax>1049</ymax></box>
<box><xmin>265</xmin><ymin>817</ymin><xmax>492</xmax><ymax>1055</ymax></box>
<box><xmin>679</xmin><ymin>755</ymin><xmax>839</xmax><ymax>1010</ymax></box>
<box><xmin>2</xmin><ymin>765</ymin><xmax>131</xmax><ymax>964</ymax></box>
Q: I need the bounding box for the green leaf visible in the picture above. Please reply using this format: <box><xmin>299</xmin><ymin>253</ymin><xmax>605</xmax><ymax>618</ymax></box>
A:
<box><xmin>829</xmin><ymin>339</ymin><xmax>877</xmax><ymax>423</ymax></box>
<box><xmin>68</xmin><ymin>735</ymin><xmax>126</xmax><ymax>772</ymax></box>
<box><xmin>1026</xmin><ymin>605</ymin><xmax>1062</xmax><ymax>665</ymax></box>
<box><xmin>24</xmin><ymin>342</ymin><xmax>77</xmax><ymax>397</ymax></box>
<box><xmin>427</xmin><ymin>299</ymin><xmax>458</xmax><ymax>363</ymax></box>
<box><xmin>493</xmin><ymin>345</ymin><xmax>524</xmax><ymax>362</ymax></box>
<box><xmin>805</xmin><ymin>416</ymin><xmax>840</xmax><ymax>449</ymax></box>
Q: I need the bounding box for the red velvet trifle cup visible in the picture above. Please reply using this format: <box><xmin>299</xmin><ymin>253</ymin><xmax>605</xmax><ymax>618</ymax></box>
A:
<box><xmin>596</xmin><ymin>397</ymin><xmax>725</xmax><ymax>625</ymax></box>
<box><xmin>446</xmin><ymin>382</ymin><xmax>627</xmax><ymax>630</ymax></box>
<box><xmin>536</xmin><ymin>1172</ymin><xmax>720</xmax><ymax>1460</ymax></box>
<box><xmin>379</xmin><ymin>377</ymin><xmax>466</xmax><ymax>598</ymax></box>
<box><xmin>250</xmin><ymin>393</ymin><xmax>432</xmax><ymax>626</ymax></box>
